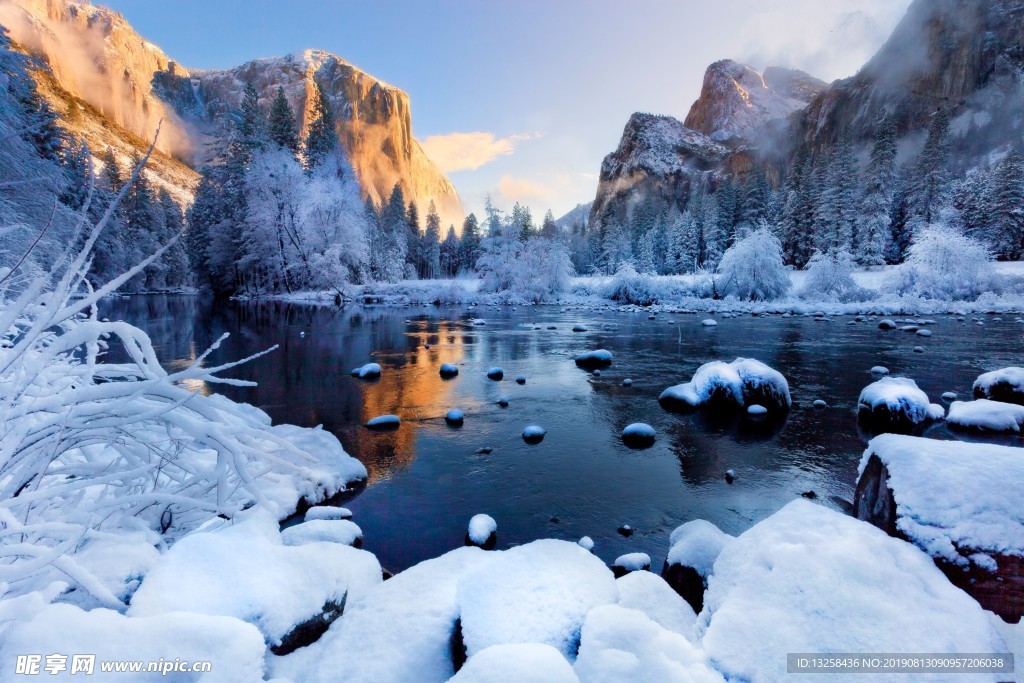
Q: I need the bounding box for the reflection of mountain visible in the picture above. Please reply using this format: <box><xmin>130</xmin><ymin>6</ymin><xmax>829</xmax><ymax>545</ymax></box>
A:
<box><xmin>96</xmin><ymin>297</ymin><xmax>472</xmax><ymax>484</ymax></box>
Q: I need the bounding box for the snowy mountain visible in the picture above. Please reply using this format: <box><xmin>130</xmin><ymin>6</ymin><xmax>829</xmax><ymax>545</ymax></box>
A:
<box><xmin>555</xmin><ymin>201</ymin><xmax>592</xmax><ymax>230</ymax></box>
<box><xmin>0</xmin><ymin>0</ymin><xmax>463</xmax><ymax>224</ymax></box>
<box><xmin>684</xmin><ymin>60</ymin><xmax>824</xmax><ymax>143</ymax></box>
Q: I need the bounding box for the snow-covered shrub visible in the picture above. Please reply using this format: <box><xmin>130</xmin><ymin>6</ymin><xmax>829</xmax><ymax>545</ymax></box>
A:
<box><xmin>799</xmin><ymin>249</ymin><xmax>858</xmax><ymax>301</ymax></box>
<box><xmin>715</xmin><ymin>228</ymin><xmax>790</xmax><ymax>301</ymax></box>
<box><xmin>0</xmin><ymin>143</ymin><xmax>361</xmax><ymax>606</ymax></box>
<box><xmin>512</xmin><ymin>237</ymin><xmax>574</xmax><ymax>303</ymax></box>
<box><xmin>600</xmin><ymin>262</ymin><xmax>661</xmax><ymax>305</ymax></box>
<box><xmin>884</xmin><ymin>225</ymin><xmax>995</xmax><ymax>300</ymax></box>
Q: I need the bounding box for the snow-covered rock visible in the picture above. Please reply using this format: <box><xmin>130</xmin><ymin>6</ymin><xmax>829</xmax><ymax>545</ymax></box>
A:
<box><xmin>574</xmin><ymin>349</ymin><xmax>613</xmax><ymax>369</ymax></box>
<box><xmin>440</xmin><ymin>363</ymin><xmax>460</xmax><ymax>378</ymax></box>
<box><xmin>577</xmin><ymin>536</ymin><xmax>594</xmax><ymax>551</ymax></box>
<box><xmin>497</xmin><ymin>395</ymin><xmax>510</xmax><ymax>407</ymax></box>
<box><xmin>621</xmin><ymin>422</ymin><xmax>656</xmax><ymax>448</ymax></box>
<box><xmin>457</xmin><ymin>540</ymin><xmax>617</xmax><ymax>660</ymax></box>
<box><xmin>572</xmin><ymin>324</ymin><xmax>588</xmax><ymax>332</ymax></box>
<box><xmin>281</xmin><ymin>519</ymin><xmax>363</xmax><ymax>547</ymax></box>
<box><xmin>878</xmin><ymin>319</ymin><xmax>897</xmax><ymax>329</ymax></box>
<box><xmin>366</xmin><ymin>414</ymin><xmax>401</xmax><ymax>429</ymax></box>
<box><xmin>973</xmin><ymin>367</ymin><xmax>1024</xmax><ymax>405</ymax></box>
<box><xmin>446</xmin><ymin>409</ymin><xmax>465</xmax><ymax>426</ymax></box>
<box><xmin>857</xmin><ymin>377</ymin><xmax>941</xmax><ymax>432</ymax></box>
<box><xmin>611</xmin><ymin>552</ymin><xmax>651</xmax><ymax>577</ymax></box>
<box><xmin>449</xmin><ymin>644</ymin><xmax>580</xmax><ymax>683</ymax></box>
<box><xmin>351</xmin><ymin>362</ymin><xmax>382</xmax><ymax>379</ymax></box>
<box><xmin>487</xmin><ymin>367</ymin><xmax>504</xmax><ymax>380</ymax></box>
<box><xmin>947</xmin><ymin>399</ymin><xmax>1024</xmax><ymax>432</ymax></box>
<box><xmin>870</xmin><ymin>365</ymin><xmax>889</xmax><ymax>375</ymax></box>
<box><xmin>614</xmin><ymin>570</ymin><xmax>697</xmax><ymax>637</ymax></box>
<box><xmin>697</xmin><ymin>500</ymin><xmax>1008</xmax><ymax>682</ymax></box>
<box><xmin>273</xmin><ymin>547</ymin><xmax>490</xmax><ymax>683</ymax></box>
<box><xmin>663</xmin><ymin>520</ymin><xmax>735</xmax><ymax>612</ymax></box>
<box><xmin>522</xmin><ymin>425</ymin><xmax>546</xmax><ymax>443</ymax></box>
<box><xmin>467</xmin><ymin>514</ymin><xmax>497</xmax><ymax>549</ymax></box>
<box><xmin>659</xmin><ymin>358</ymin><xmax>790</xmax><ymax>413</ymax></box>
<box><xmin>701</xmin><ymin>318</ymin><xmax>718</xmax><ymax>327</ymax></box>
<box><xmin>574</xmin><ymin>605</ymin><xmax>723</xmax><ymax>683</ymax></box>
<box><xmin>129</xmin><ymin>510</ymin><xmax>381</xmax><ymax>650</ymax></box>
<box><xmin>0</xmin><ymin>603</ymin><xmax>267</xmax><ymax>683</ymax></box>
<box><xmin>746</xmin><ymin>404</ymin><xmax>767</xmax><ymax>415</ymax></box>
<box><xmin>305</xmin><ymin>506</ymin><xmax>352</xmax><ymax>521</ymax></box>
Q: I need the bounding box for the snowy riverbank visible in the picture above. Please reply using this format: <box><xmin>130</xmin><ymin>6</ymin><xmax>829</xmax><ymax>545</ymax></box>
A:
<box><xmin>254</xmin><ymin>262</ymin><xmax>1024</xmax><ymax>316</ymax></box>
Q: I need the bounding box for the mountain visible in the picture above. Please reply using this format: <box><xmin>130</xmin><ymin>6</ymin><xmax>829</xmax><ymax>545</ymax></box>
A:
<box><xmin>0</xmin><ymin>0</ymin><xmax>463</xmax><ymax>223</ymax></box>
<box><xmin>555</xmin><ymin>201</ymin><xmax>592</xmax><ymax>230</ymax></box>
<box><xmin>589</xmin><ymin>0</ymin><xmax>1024</xmax><ymax>238</ymax></box>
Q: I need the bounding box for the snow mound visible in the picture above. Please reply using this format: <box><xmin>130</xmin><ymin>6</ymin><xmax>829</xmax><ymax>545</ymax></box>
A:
<box><xmin>440</xmin><ymin>363</ymin><xmax>460</xmax><ymax>377</ymax></box>
<box><xmin>612</xmin><ymin>552</ymin><xmax>651</xmax><ymax>574</ymax></box>
<box><xmin>577</xmin><ymin>536</ymin><xmax>594</xmax><ymax>551</ymax></box>
<box><xmin>487</xmin><ymin>367</ymin><xmax>504</xmax><ymax>380</ymax></box>
<box><xmin>857</xmin><ymin>377</ymin><xmax>938</xmax><ymax>430</ymax></box>
<box><xmin>281</xmin><ymin>519</ymin><xmax>363</xmax><ymax>547</ymax></box>
<box><xmin>275</xmin><ymin>547</ymin><xmax>490</xmax><ymax>683</ymax></box>
<box><xmin>667</xmin><ymin>520</ymin><xmax>735</xmax><ymax>578</ymax></box>
<box><xmin>947</xmin><ymin>399</ymin><xmax>1024</xmax><ymax>432</ymax></box>
<box><xmin>0</xmin><ymin>603</ymin><xmax>267</xmax><ymax>683</ymax></box>
<box><xmin>305</xmin><ymin>506</ymin><xmax>352</xmax><ymax>520</ymax></box>
<box><xmin>697</xmin><ymin>500</ymin><xmax>1008</xmax><ymax>683</ymax></box>
<box><xmin>857</xmin><ymin>434</ymin><xmax>1024</xmax><ymax>564</ymax></box>
<box><xmin>870</xmin><ymin>366</ymin><xmax>889</xmax><ymax>375</ymax></box>
<box><xmin>615</xmin><ymin>570</ymin><xmax>697</xmax><ymax>637</ymax></box>
<box><xmin>446</xmin><ymin>409</ymin><xmax>466</xmax><ymax>425</ymax></box>
<box><xmin>352</xmin><ymin>362</ymin><xmax>382</xmax><ymax>379</ymax></box>
<box><xmin>522</xmin><ymin>425</ymin><xmax>546</xmax><ymax>443</ymax></box>
<box><xmin>449</xmin><ymin>644</ymin><xmax>580</xmax><ymax>683</ymax></box>
<box><xmin>746</xmin><ymin>404</ymin><xmax>767</xmax><ymax>415</ymax></box>
<box><xmin>574</xmin><ymin>349</ymin><xmax>613</xmax><ymax>368</ymax></box>
<box><xmin>128</xmin><ymin>510</ymin><xmax>381</xmax><ymax>647</ymax></box>
<box><xmin>659</xmin><ymin>358</ymin><xmax>790</xmax><ymax>412</ymax></box>
<box><xmin>575</xmin><ymin>605</ymin><xmax>723</xmax><ymax>683</ymax></box>
<box><xmin>621</xmin><ymin>423</ymin><xmax>656</xmax><ymax>447</ymax></box>
<box><xmin>366</xmin><ymin>414</ymin><xmax>401</xmax><ymax>429</ymax></box>
<box><xmin>457</xmin><ymin>539</ymin><xmax>617</xmax><ymax>660</ymax></box>
<box><xmin>468</xmin><ymin>514</ymin><xmax>498</xmax><ymax>546</ymax></box>
<box><xmin>973</xmin><ymin>367</ymin><xmax>1024</xmax><ymax>405</ymax></box>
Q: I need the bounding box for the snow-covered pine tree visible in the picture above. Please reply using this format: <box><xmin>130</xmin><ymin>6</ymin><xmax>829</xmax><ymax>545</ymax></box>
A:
<box><xmin>440</xmin><ymin>225</ymin><xmax>460</xmax><ymax>277</ymax></box>
<box><xmin>703</xmin><ymin>191</ymin><xmax>728</xmax><ymax>268</ymax></box>
<box><xmin>908</xmin><ymin>109</ymin><xmax>951</xmax><ymax>228</ymax></box>
<box><xmin>600</xmin><ymin>221</ymin><xmax>633</xmax><ymax>274</ymax></box>
<box><xmin>267</xmin><ymin>85</ymin><xmax>299</xmax><ymax>153</ymax></box>
<box><xmin>380</xmin><ymin>184</ymin><xmax>408</xmax><ymax>282</ymax></box>
<box><xmin>460</xmin><ymin>212</ymin><xmax>481</xmax><ymax>273</ymax></box>
<box><xmin>511</xmin><ymin>202</ymin><xmax>535</xmax><ymax>241</ymax></box>
<box><xmin>541</xmin><ymin>209</ymin><xmax>558</xmax><ymax>238</ymax></box>
<box><xmin>987</xmin><ymin>149</ymin><xmax>1024</xmax><ymax>260</ymax></box>
<box><xmin>857</xmin><ymin>118</ymin><xmax>897</xmax><ymax>266</ymax></box>
<box><xmin>714</xmin><ymin>176</ymin><xmax>737</xmax><ymax>246</ymax></box>
<box><xmin>738</xmin><ymin>167</ymin><xmax>769</xmax><ymax>233</ymax></box>
<box><xmin>405</xmin><ymin>199</ymin><xmax>421</xmax><ymax>278</ymax></box>
<box><xmin>158</xmin><ymin>188</ymin><xmax>190</xmax><ymax>289</ymax></box>
<box><xmin>237</xmin><ymin>82</ymin><xmax>265</xmax><ymax>160</ymax></box>
<box><xmin>304</xmin><ymin>82</ymin><xmax>336</xmax><ymax>170</ymax></box>
<box><xmin>422</xmin><ymin>201</ymin><xmax>442</xmax><ymax>279</ymax></box>
<box><xmin>59</xmin><ymin>137</ymin><xmax>91</xmax><ymax>211</ymax></box>
<box><xmin>635</xmin><ymin>228</ymin><xmax>657</xmax><ymax>274</ymax></box>
<box><xmin>814</xmin><ymin>133</ymin><xmax>858</xmax><ymax>254</ymax></box>
<box><xmin>15</xmin><ymin>70</ymin><xmax>63</xmax><ymax>162</ymax></box>
<box><xmin>779</xmin><ymin>148</ymin><xmax>816</xmax><ymax>266</ymax></box>
<box><xmin>477</xmin><ymin>209</ymin><xmax>523</xmax><ymax>292</ymax></box>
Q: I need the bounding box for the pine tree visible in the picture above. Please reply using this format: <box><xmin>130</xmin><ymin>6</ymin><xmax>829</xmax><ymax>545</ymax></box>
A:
<box><xmin>380</xmin><ymin>184</ymin><xmax>409</xmax><ymax>282</ymax></box>
<box><xmin>267</xmin><ymin>86</ymin><xmax>299</xmax><ymax>152</ymax></box>
<box><xmin>857</xmin><ymin>119</ymin><xmax>897</xmax><ymax>266</ymax></box>
<box><xmin>460</xmin><ymin>212</ymin><xmax>481</xmax><ymax>272</ymax></box>
<box><xmin>405</xmin><ymin>199</ymin><xmax>422</xmax><ymax>277</ymax></box>
<box><xmin>715</xmin><ymin>176</ymin><xmax>738</xmax><ymax>246</ymax></box>
<box><xmin>60</xmin><ymin>137</ymin><xmax>91</xmax><ymax>211</ymax></box>
<box><xmin>779</xmin><ymin>147</ymin><xmax>817</xmax><ymax>266</ymax></box>
<box><xmin>541</xmin><ymin>209</ymin><xmax>558</xmax><ymax>238</ymax></box>
<box><xmin>511</xmin><ymin>202</ymin><xmax>534</xmax><ymax>241</ymax></box>
<box><xmin>304</xmin><ymin>82</ymin><xmax>337</xmax><ymax>170</ymax></box>
<box><xmin>157</xmin><ymin>188</ymin><xmax>190</xmax><ymax>288</ymax></box>
<box><xmin>908</xmin><ymin>109</ymin><xmax>951</xmax><ymax>228</ymax></box>
<box><xmin>987</xmin><ymin>149</ymin><xmax>1024</xmax><ymax>259</ymax></box>
<box><xmin>422</xmin><ymin>201</ymin><xmax>442</xmax><ymax>279</ymax></box>
<box><xmin>483</xmin><ymin>196</ymin><xmax>502</xmax><ymax>236</ymax></box>
<box><xmin>739</xmin><ymin>168</ymin><xmax>769</xmax><ymax>232</ymax></box>
<box><xmin>601</xmin><ymin>222</ymin><xmax>632</xmax><ymax>274</ymax></box>
<box><xmin>814</xmin><ymin>133</ymin><xmax>858</xmax><ymax>254</ymax></box>
<box><xmin>17</xmin><ymin>76</ymin><xmax>63</xmax><ymax>161</ymax></box>
<box><xmin>441</xmin><ymin>225</ymin><xmax>460</xmax><ymax>277</ymax></box>
<box><xmin>635</xmin><ymin>228</ymin><xmax>657</xmax><ymax>274</ymax></box>
<box><xmin>237</xmin><ymin>82</ymin><xmax>265</xmax><ymax>159</ymax></box>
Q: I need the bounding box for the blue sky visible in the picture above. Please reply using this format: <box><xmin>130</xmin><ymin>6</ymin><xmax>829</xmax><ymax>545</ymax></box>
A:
<box><xmin>101</xmin><ymin>0</ymin><xmax>911</xmax><ymax>220</ymax></box>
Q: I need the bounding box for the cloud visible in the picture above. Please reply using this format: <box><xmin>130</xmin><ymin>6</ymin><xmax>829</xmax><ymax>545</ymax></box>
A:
<box><xmin>496</xmin><ymin>174</ymin><xmax>558</xmax><ymax>205</ymax></box>
<box><xmin>421</xmin><ymin>131</ymin><xmax>541</xmax><ymax>173</ymax></box>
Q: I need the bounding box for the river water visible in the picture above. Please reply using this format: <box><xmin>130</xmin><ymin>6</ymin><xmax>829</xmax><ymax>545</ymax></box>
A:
<box><xmin>100</xmin><ymin>295</ymin><xmax>1024</xmax><ymax>573</ymax></box>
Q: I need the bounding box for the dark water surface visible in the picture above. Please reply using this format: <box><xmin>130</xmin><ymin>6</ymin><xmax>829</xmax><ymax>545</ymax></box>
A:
<box><xmin>100</xmin><ymin>296</ymin><xmax>1024</xmax><ymax>573</ymax></box>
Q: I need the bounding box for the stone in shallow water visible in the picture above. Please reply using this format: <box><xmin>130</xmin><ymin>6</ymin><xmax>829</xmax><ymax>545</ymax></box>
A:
<box><xmin>366</xmin><ymin>414</ymin><xmax>400</xmax><ymax>430</ymax></box>
<box><xmin>486</xmin><ymin>367</ymin><xmax>504</xmax><ymax>380</ymax></box>
<box><xmin>621</xmin><ymin>423</ymin><xmax>656</xmax><ymax>448</ymax></box>
<box><xmin>440</xmin><ymin>363</ymin><xmax>459</xmax><ymax>378</ymax></box>
<box><xmin>445</xmin><ymin>409</ymin><xmax>465</xmax><ymax>426</ymax></box>
<box><xmin>522</xmin><ymin>425</ymin><xmax>546</xmax><ymax>444</ymax></box>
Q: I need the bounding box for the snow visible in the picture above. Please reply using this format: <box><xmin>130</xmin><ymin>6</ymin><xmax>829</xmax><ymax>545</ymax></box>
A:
<box><xmin>621</xmin><ymin>423</ymin><xmax>656</xmax><ymax>444</ymax></box>
<box><xmin>272</xmin><ymin>547</ymin><xmax>489</xmax><ymax>683</ymax></box>
<box><xmin>449</xmin><ymin>644</ymin><xmax>580</xmax><ymax>683</ymax></box>
<box><xmin>522</xmin><ymin>425</ymin><xmax>547</xmax><ymax>441</ymax></box>
<box><xmin>746</xmin><ymin>404</ymin><xmax>767</xmax><ymax>415</ymax></box>
<box><xmin>612</xmin><ymin>553</ymin><xmax>651</xmax><ymax>572</ymax></box>
<box><xmin>974</xmin><ymin>366</ymin><xmax>1024</xmax><ymax>402</ymax></box>
<box><xmin>871</xmin><ymin>365</ymin><xmax>889</xmax><ymax>374</ymax></box>
<box><xmin>666</xmin><ymin>520</ymin><xmax>735</xmax><ymax>577</ymax></box>
<box><xmin>446</xmin><ymin>409</ymin><xmax>466</xmax><ymax>424</ymax></box>
<box><xmin>577</xmin><ymin>537</ymin><xmax>594</xmax><ymax>551</ymax></box>
<box><xmin>366</xmin><ymin>414</ymin><xmax>401</xmax><ymax>428</ymax></box>
<box><xmin>659</xmin><ymin>358</ymin><xmax>790</xmax><ymax>411</ymax></box>
<box><xmin>858</xmin><ymin>434</ymin><xmax>1024</xmax><ymax>564</ymax></box>
<box><xmin>614</xmin><ymin>570</ymin><xmax>697</xmax><ymax>636</ymax></box>
<box><xmin>574</xmin><ymin>349</ymin><xmax>613</xmax><ymax>366</ymax></box>
<box><xmin>305</xmin><ymin>506</ymin><xmax>352</xmax><ymax>520</ymax></box>
<box><xmin>281</xmin><ymin>519</ymin><xmax>363</xmax><ymax>547</ymax></box>
<box><xmin>697</xmin><ymin>499</ymin><xmax>1008</xmax><ymax>683</ymax></box>
<box><xmin>440</xmin><ymin>363</ymin><xmax>460</xmax><ymax>377</ymax></box>
<box><xmin>948</xmin><ymin>399</ymin><xmax>1024</xmax><ymax>431</ymax></box>
<box><xmin>487</xmin><ymin>367</ymin><xmax>504</xmax><ymax>380</ymax></box>
<box><xmin>575</xmin><ymin>605</ymin><xmax>723</xmax><ymax>683</ymax></box>
<box><xmin>352</xmin><ymin>362</ymin><xmax>381</xmax><ymax>379</ymax></box>
<box><xmin>128</xmin><ymin>510</ymin><xmax>381</xmax><ymax>647</ymax></box>
<box><xmin>457</xmin><ymin>539</ymin><xmax>617</xmax><ymax>660</ymax></box>
<box><xmin>701</xmin><ymin>318</ymin><xmax>718</xmax><ymax>327</ymax></box>
<box><xmin>0</xmin><ymin>603</ymin><xmax>267</xmax><ymax>683</ymax></box>
<box><xmin>498</xmin><ymin>395</ymin><xmax>510</xmax><ymax>406</ymax></box>
<box><xmin>857</xmin><ymin>377</ymin><xmax>937</xmax><ymax>426</ymax></box>
<box><xmin>468</xmin><ymin>514</ymin><xmax>497</xmax><ymax>545</ymax></box>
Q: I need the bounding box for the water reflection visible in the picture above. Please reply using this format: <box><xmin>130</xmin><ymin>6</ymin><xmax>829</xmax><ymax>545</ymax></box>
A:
<box><xmin>100</xmin><ymin>297</ymin><xmax>1024</xmax><ymax>573</ymax></box>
